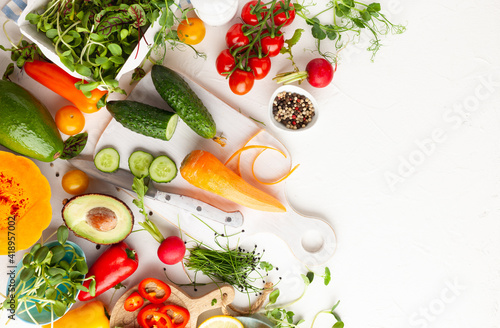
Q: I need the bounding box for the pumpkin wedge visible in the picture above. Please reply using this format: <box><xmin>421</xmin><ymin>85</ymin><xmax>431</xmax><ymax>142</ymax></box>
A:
<box><xmin>180</xmin><ymin>150</ymin><xmax>286</xmax><ymax>212</ymax></box>
<box><xmin>0</xmin><ymin>151</ymin><xmax>52</xmax><ymax>254</ymax></box>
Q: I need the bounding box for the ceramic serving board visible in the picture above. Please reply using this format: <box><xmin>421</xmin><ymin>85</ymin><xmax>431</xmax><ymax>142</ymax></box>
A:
<box><xmin>109</xmin><ymin>282</ymin><xmax>235</xmax><ymax>328</ymax></box>
<box><xmin>95</xmin><ymin>70</ymin><xmax>336</xmax><ymax>266</ymax></box>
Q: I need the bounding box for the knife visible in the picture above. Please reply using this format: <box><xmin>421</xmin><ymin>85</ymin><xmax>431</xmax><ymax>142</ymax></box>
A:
<box><xmin>69</xmin><ymin>158</ymin><xmax>244</xmax><ymax>227</ymax></box>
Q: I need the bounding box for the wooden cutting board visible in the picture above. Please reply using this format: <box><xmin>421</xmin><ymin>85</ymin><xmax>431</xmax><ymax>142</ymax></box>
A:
<box><xmin>109</xmin><ymin>282</ymin><xmax>235</xmax><ymax>328</ymax></box>
<box><xmin>95</xmin><ymin>70</ymin><xmax>336</xmax><ymax>266</ymax></box>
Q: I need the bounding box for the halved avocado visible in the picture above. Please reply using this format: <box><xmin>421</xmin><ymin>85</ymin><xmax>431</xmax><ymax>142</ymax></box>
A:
<box><xmin>62</xmin><ymin>193</ymin><xmax>134</xmax><ymax>244</ymax></box>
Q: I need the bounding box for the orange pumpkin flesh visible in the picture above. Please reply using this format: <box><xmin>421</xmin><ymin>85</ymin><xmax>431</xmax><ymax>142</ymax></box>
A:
<box><xmin>180</xmin><ymin>150</ymin><xmax>286</xmax><ymax>212</ymax></box>
<box><xmin>0</xmin><ymin>151</ymin><xmax>52</xmax><ymax>254</ymax></box>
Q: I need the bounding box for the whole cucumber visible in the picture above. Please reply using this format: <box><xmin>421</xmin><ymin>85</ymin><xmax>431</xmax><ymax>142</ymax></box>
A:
<box><xmin>0</xmin><ymin>80</ymin><xmax>64</xmax><ymax>162</ymax></box>
<box><xmin>151</xmin><ymin>65</ymin><xmax>216</xmax><ymax>139</ymax></box>
<box><xmin>107</xmin><ymin>100</ymin><xmax>179</xmax><ymax>141</ymax></box>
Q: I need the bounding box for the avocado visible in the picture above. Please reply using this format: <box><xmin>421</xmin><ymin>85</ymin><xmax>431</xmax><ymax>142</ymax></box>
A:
<box><xmin>62</xmin><ymin>194</ymin><xmax>134</xmax><ymax>244</ymax></box>
<box><xmin>0</xmin><ymin>80</ymin><xmax>64</xmax><ymax>162</ymax></box>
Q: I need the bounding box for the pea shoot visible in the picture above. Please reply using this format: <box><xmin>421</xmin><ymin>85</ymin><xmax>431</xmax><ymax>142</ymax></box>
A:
<box><xmin>295</xmin><ymin>0</ymin><xmax>406</xmax><ymax>61</ymax></box>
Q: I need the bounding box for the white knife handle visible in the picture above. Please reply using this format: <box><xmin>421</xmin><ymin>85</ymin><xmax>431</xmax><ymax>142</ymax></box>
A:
<box><xmin>153</xmin><ymin>191</ymin><xmax>244</xmax><ymax>227</ymax></box>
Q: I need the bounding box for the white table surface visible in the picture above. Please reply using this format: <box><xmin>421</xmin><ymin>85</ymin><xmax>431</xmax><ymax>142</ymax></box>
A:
<box><xmin>1</xmin><ymin>0</ymin><xmax>500</xmax><ymax>327</ymax></box>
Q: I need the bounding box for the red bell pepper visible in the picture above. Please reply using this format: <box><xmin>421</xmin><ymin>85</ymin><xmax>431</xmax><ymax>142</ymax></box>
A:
<box><xmin>138</xmin><ymin>278</ymin><xmax>171</xmax><ymax>304</ymax></box>
<box><xmin>24</xmin><ymin>60</ymin><xmax>107</xmax><ymax>113</ymax></box>
<box><xmin>78</xmin><ymin>241</ymin><xmax>139</xmax><ymax>301</ymax></box>
<box><xmin>124</xmin><ymin>291</ymin><xmax>144</xmax><ymax>312</ymax></box>
<box><xmin>137</xmin><ymin>304</ymin><xmax>168</xmax><ymax>328</ymax></box>
<box><xmin>160</xmin><ymin>304</ymin><xmax>190</xmax><ymax>328</ymax></box>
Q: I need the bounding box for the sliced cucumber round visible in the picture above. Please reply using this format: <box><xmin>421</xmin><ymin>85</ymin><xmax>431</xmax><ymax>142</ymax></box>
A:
<box><xmin>94</xmin><ymin>147</ymin><xmax>120</xmax><ymax>173</ymax></box>
<box><xmin>128</xmin><ymin>150</ymin><xmax>154</xmax><ymax>178</ymax></box>
<box><xmin>149</xmin><ymin>155</ymin><xmax>177</xmax><ymax>183</ymax></box>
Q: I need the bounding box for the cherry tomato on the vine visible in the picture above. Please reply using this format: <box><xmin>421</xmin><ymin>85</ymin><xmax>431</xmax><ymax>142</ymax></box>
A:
<box><xmin>260</xmin><ymin>31</ymin><xmax>284</xmax><ymax>57</ymax></box>
<box><xmin>273</xmin><ymin>0</ymin><xmax>296</xmax><ymax>27</ymax></box>
<box><xmin>226</xmin><ymin>23</ymin><xmax>250</xmax><ymax>50</ymax></box>
<box><xmin>216</xmin><ymin>49</ymin><xmax>236</xmax><ymax>76</ymax></box>
<box><xmin>229</xmin><ymin>69</ymin><xmax>255</xmax><ymax>95</ymax></box>
<box><xmin>241</xmin><ymin>0</ymin><xmax>267</xmax><ymax>25</ymax></box>
<box><xmin>248</xmin><ymin>56</ymin><xmax>271</xmax><ymax>80</ymax></box>
<box><xmin>177</xmin><ymin>17</ymin><xmax>206</xmax><ymax>45</ymax></box>
<box><xmin>55</xmin><ymin>105</ymin><xmax>85</xmax><ymax>135</ymax></box>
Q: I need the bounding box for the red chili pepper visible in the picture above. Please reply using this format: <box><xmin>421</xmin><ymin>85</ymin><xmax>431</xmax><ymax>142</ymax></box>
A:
<box><xmin>160</xmin><ymin>304</ymin><xmax>190</xmax><ymax>328</ymax></box>
<box><xmin>138</xmin><ymin>278</ymin><xmax>171</xmax><ymax>304</ymax></box>
<box><xmin>124</xmin><ymin>291</ymin><xmax>144</xmax><ymax>312</ymax></box>
<box><xmin>138</xmin><ymin>306</ymin><xmax>173</xmax><ymax>328</ymax></box>
<box><xmin>24</xmin><ymin>60</ymin><xmax>108</xmax><ymax>113</ymax></box>
<box><xmin>78</xmin><ymin>241</ymin><xmax>139</xmax><ymax>301</ymax></box>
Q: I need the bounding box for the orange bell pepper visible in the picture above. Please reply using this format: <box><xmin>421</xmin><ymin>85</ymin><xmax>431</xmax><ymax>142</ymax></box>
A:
<box><xmin>41</xmin><ymin>300</ymin><xmax>109</xmax><ymax>328</ymax></box>
<box><xmin>24</xmin><ymin>60</ymin><xmax>107</xmax><ymax>113</ymax></box>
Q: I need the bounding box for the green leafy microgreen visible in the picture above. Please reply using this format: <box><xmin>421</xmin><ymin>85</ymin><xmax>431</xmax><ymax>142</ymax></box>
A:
<box><xmin>295</xmin><ymin>0</ymin><xmax>406</xmax><ymax>61</ymax></box>
<box><xmin>60</xmin><ymin>132</ymin><xmax>88</xmax><ymax>160</ymax></box>
<box><xmin>132</xmin><ymin>176</ymin><xmax>165</xmax><ymax>244</ymax></box>
<box><xmin>0</xmin><ymin>226</ymin><xmax>94</xmax><ymax>320</ymax></box>
<box><xmin>324</xmin><ymin>267</ymin><xmax>331</xmax><ymax>285</ymax></box>
<box><xmin>211</xmin><ymin>298</ymin><xmax>217</xmax><ymax>306</ymax></box>
<box><xmin>57</xmin><ymin>225</ymin><xmax>69</xmax><ymax>245</ymax></box>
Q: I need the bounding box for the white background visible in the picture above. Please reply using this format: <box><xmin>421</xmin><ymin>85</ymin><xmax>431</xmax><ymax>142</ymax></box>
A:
<box><xmin>1</xmin><ymin>0</ymin><xmax>500</xmax><ymax>327</ymax></box>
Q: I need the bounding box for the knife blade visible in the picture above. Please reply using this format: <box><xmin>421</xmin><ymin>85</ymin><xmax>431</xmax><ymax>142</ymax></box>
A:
<box><xmin>69</xmin><ymin>157</ymin><xmax>244</xmax><ymax>227</ymax></box>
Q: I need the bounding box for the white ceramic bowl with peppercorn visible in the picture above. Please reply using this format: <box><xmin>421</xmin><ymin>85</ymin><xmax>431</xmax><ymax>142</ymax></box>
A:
<box><xmin>269</xmin><ymin>85</ymin><xmax>319</xmax><ymax>132</ymax></box>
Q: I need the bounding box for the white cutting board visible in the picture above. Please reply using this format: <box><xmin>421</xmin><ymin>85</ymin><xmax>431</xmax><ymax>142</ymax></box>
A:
<box><xmin>96</xmin><ymin>70</ymin><xmax>336</xmax><ymax>266</ymax></box>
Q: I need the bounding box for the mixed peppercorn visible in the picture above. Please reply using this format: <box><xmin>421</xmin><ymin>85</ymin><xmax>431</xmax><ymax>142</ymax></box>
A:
<box><xmin>272</xmin><ymin>91</ymin><xmax>315</xmax><ymax>130</ymax></box>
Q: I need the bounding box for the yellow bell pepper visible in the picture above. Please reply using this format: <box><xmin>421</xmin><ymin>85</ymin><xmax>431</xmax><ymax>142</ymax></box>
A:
<box><xmin>42</xmin><ymin>301</ymin><xmax>109</xmax><ymax>328</ymax></box>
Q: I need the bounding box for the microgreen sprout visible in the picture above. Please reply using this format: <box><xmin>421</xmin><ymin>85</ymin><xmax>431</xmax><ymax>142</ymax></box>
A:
<box><xmin>295</xmin><ymin>0</ymin><xmax>406</xmax><ymax>61</ymax></box>
<box><xmin>0</xmin><ymin>226</ymin><xmax>95</xmax><ymax>325</ymax></box>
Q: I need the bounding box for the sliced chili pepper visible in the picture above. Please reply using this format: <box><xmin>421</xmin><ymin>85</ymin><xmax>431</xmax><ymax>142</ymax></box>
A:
<box><xmin>124</xmin><ymin>291</ymin><xmax>144</xmax><ymax>312</ymax></box>
<box><xmin>160</xmin><ymin>304</ymin><xmax>190</xmax><ymax>328</ymax></box>
<box><xmin>140</xmin><ymin>309</ymin><xmax>173</xmax><ymax>328</ymax></box>
<box><xmin>137</xmin><ymin>304</ymin><xmax>164</xmax><ymax>328</ymax></box>
<box><xmin>138</xmin><ymin>278</ymin><xmax>171</xmax><ymax>304</ymax></box>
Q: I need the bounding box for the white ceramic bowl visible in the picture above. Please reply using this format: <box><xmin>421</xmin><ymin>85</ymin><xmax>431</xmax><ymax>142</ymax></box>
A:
<box><xmin>268</xmin><ymin>85</ymin><xmax>319</xmax><ymax>132</ymax></box>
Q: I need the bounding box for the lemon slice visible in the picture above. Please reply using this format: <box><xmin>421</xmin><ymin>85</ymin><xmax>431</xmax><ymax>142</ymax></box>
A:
<box><xmin>198</xmin><ymin>315</ymin><xmax>245</xmax><ymax>328</ymax></box>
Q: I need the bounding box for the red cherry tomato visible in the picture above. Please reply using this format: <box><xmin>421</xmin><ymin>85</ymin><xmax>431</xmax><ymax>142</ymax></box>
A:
<box><xmin>305</xmin><ymin>58</ymin><xmax>335</xmax><ymax>88</ymax></box>
<box><xmin>273</xmin><ymin>0</ymin><xmax>296</xmax><ymax>27</ymax></box>
<box><xmin>248</xmin><ymin>56</ymin><xmax>271</xmax><ymax>80</ymax></box>
<box><xmin>225</xmin><ymin>23</ymin><xmax>249</xmax><ymax>50</ymax></box>
<box><xmin>241</xmin><ymin>0</ymin><xmax>267</xmax><ymax>25</ymax></box>
<box><xmin>229</xmin><ymin>69</ymin><xmax>255</xmax><ymax>95</ymax></box>
<box><xmin>215</xmin><ymin>49</ymin><xmax>236</xmax><ymax>76</ymax></box>
<box><xmin>260</xmin><ymin>31</ymin><xmax>284</xmax><ymax>57</ymax></box>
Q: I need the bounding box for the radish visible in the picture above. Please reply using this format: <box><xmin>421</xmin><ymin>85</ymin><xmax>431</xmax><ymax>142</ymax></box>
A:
<box><xmin>273</xmin><ymin>57</ymin><xmax>336</xmax><ymax>88</ymax></box>
<box><xmin>305</xmin><ymin>58</ymin><xmax>334</xmax><ymax>88</ymax></box>
<box><xmin>157</xmin><ymin>236</ymin><xmax>186</xmax><ymax>265</ymax></box>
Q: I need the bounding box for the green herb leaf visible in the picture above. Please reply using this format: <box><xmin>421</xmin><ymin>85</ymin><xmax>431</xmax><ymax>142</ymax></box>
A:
<box><xmin>3</xmin><ymin>63</ymin><xmax>14</xmax><ymax>81</ymax></box>
<box><xmin>333</xmin><ymin>321</ymin><xmax>344</xmax><ymax>328</ymax></box>
<box><xmin>48</xmin><ymin>267</ymin><xmax>67</xmax><ymax>276</ymax></box>
<box><xmin>306</xmin><ymin>271</ymin><xmax>315</xmax><ymax>284</ymax></box>
<box><xmin>34</xmin><ymin>246</ymin><xmax>50</xmax><ymax>264</ymax></box>
<box><xmin>46</xmin><ymin>29</ymin><xmax>58</xmax><ymax>39</ymax></box>
<box><xmin>53</xmin><ymin>301</ymin><xmax>67</xmax><ymax>317</ymax></box>
<box><xmin>331</xmin><ymin>300</ymin><xmax>340</xmax><ymax>313</ymax></box>
<box><xmin>285</xmin><ymin>28</ymin><xmax>303</xmax><ymax>48</ymax></box>
<box><xmin>19</xmin><ymin>267</ymin><xmax>35</xmax><ymax>281</ymax></box>
<box><xmin>368</xmin><ymin>3</ymin><xmax>381</xmax><ymax>12</ymax></box>
<box><xmin>311</xmin><ymin>24</ymin><xmax>326</xmax><ymax>40</ymax></box>
<box><xmin>89</xmin><ymin>279</ymin><xmax>97</xmax><ymax>296</ymax></box>
<box><xmin>50</xmin><ymin>245</ymin><xmax>66</xmax><ymax>264</ymax></box>
<box><xmin>75</xmin><ymin>64</ymin><xmax>92</xmax><ymax>77</ymax></box>
<box><xmin>22</xmin><ymin>253</ymin><xmax>33</xmax><ymax>267</ymax></box>
<box><xmin>76</xmin><ymin>259</ymin><xmax>89</xmax><ymax>275</ymax></box>
<box><xmin>129</xmin><ymin>4</ymin><xmax>147</xmax><ymax>28</ymax></box>
<box><xmin>45</xmin><ymin>288</ymin><xmax>57</xmax><ymax>300</ymax></box>
<box><xmin>60</xmin><ymin>132</ymin><xmax>88</xmax><ymax>160</ymax></box>
<box><xmin>107</xmin><ymin>43</ymin><xmax>122</xmax><ymax>56</ymax></box>
<box><xmin>57</xmin><ymin>225</ymin><xmax>69</xmax><ymax>245</ymax></box>
<box><xmin>211</xmin><ymin>298</ymin><xmax>217</xmax><ymax>306</ymax></box>
<box><xmin>35</xmin><ymin>303</ymin><xmax>44</xmax><ymax>313</ymax></box>
<box><xmin>48</xmin><ymin>274</ymin><xmax>64</xmax><ymax>285</ymax></box>
<box><xmin>324</xmin><ymin>267</ymin><xmax>331</xmax><ymax>285</ymax></box>
<box><xmin>268</xmin><ymin>289</ymin><xmax>280</xmax><ymax>305</ymax></box>
<box><xmin>260</xmin><ymin>261</ymin><xmax>274</xmax><ymax>272</ymax></box>
<box><xmin>69</xmin><ymin>271</ymin><xmax>83</xmax><ymax>281</ymax></box>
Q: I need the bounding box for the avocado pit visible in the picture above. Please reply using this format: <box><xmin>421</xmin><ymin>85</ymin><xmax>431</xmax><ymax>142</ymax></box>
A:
<box><xmin>86</xmin><ymin>207</ymin><xmax>118</xmax><ymax>232</ymax></box>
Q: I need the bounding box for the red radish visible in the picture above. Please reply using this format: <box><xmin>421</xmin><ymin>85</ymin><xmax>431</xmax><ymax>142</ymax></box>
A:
<box><xmin>273</xmin><ymin>57</ymin><xmax>336</xmax><ymax>88</ymax></box>
<box><xmin>305</xmin><ymin>58</ymin><xmax>334</xmax><ymax>88</ymax></box>
<box><xmin>157</xmin><ymin>236</ymin><xmax>186</xmax><ymax>265</ymax></box>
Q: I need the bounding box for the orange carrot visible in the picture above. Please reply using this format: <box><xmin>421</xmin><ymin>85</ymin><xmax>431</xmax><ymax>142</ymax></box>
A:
<box><xmin>180</xmin><ymin>150</ymin><xmax>286</xmax><ymax>212</ymax></box>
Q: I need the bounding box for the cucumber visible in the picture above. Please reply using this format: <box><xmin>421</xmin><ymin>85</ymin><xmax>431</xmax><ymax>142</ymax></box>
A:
<box><xmin>128</xmin><ymin>150</ymin><xmax>154</xmax><ymax>178</ymax></box>
<box><xmin>149</xmin><ymin>155</ymin><xmax>177</xmax><ymax>183</ymax></box>
<box><xmin>107</xmin><ymin>100</ymin><xmax>179</xmax><ymax>141</ymax></box>
<box><xmin>151</xmin><ymin>65</ymin><xmax>216</xmax><ymax>139</ymax></box>
<box><xmin>94</xmin><ymin>147</ymin><xmax>120</xmax><ymax>173</ymax></box>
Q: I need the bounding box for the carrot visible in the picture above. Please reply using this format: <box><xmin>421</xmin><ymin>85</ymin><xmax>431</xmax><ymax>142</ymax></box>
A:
<box><xmin>24</xmin><ymin>60</ymin><xmax>107</xmax><ymax>113</ymax></box>
<box><xmin>180</xmin><ymin>150</ymin><xmax>286</xmax><ymax>212</ymax></box>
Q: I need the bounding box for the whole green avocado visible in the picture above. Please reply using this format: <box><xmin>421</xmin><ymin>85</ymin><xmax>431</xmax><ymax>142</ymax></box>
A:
<box><xmin>0</xmin><ymin>79</ymin><xmax>64</xmax><ymax>162</ymax></box>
